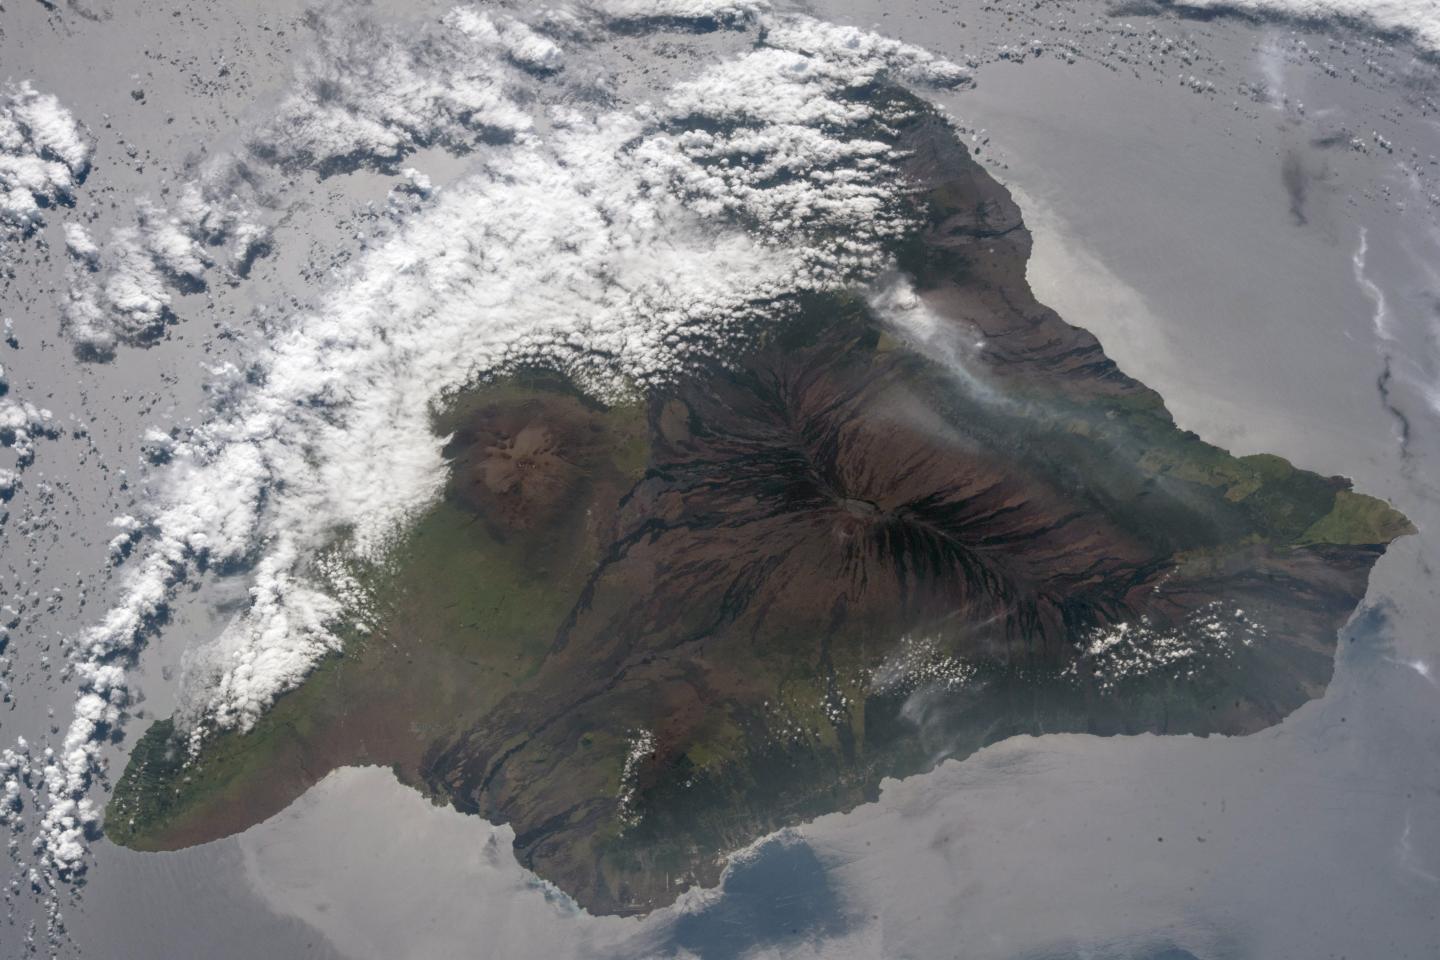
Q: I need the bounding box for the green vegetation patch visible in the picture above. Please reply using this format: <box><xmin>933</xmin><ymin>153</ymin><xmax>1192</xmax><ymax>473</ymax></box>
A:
<box><xmin>105</xmin><ymin>373</ymin><xmax>651</xmax><ymax>849</ymax></box>
<box><xmin>1300</xmin><ymin>489</ymin><xmax>1416</xmax><ymax>546</ymax></box>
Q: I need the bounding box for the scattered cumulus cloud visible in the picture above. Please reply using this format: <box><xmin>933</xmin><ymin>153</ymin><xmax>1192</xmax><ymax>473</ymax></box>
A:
<box><xmin>582</xmin><ymin>0</ymin><xmax>770</xmax><ymax>26</ymax></box>
<box><xmin>0</xmin><ymin>81</ymin><xmax>90</xmax><ymax>253</ymax></box>
<box><xmin>0</xmin><ymin>398</ymin><xmax>57</xmax><ymax>468</ymax></box>
<box><xmin>31</xmin><ymin>4</ymin><xmax>967</xmax><ymax>879</ymax></box>
<box><xmin>1165</xmin><ymin>0</ymin><xmax>1440</xmax><ymax>54</ymax></box>
<box><xmin>58</xmin><ymin>3</ymin><xmax>568</xmax><ymax>359</ymax></box>
<box><xmin>251</xmin><ymin>5</ymin><xmax>548</xmax><ymax>176</ymax></box>
<box><xmin>62</xmin><ymin>159</ymin><xmax>272</xmax><ymax>358</ymax></box>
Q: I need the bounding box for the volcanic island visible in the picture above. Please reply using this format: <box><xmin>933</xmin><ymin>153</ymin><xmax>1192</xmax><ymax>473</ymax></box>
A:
<box><xmin>106</xmin><ymin>91</ymin><xmax>1412</xmax><ymax>915</ymax></box>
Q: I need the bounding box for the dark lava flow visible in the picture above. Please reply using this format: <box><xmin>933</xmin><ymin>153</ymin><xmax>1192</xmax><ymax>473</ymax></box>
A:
<box><xmin>418</xmin><ymin>107</ymin><xmax>1409</xmax><ymax>912</ymax></box>
<box><xmin>108</xmin><ymin>94</ymin><xmax>1411</xmax><ymax>916</ymax></box>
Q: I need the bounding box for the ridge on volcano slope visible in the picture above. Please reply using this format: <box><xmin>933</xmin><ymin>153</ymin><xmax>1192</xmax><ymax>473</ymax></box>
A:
<box><xmin>105</xmin><ymin>96</ymin><xmax>1411</xmax><ymax>915</ymax></box>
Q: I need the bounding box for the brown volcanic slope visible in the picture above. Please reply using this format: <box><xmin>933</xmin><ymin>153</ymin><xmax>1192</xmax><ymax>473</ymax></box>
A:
<box><xmin>107</xmin><ymin>100</ymin><xmax>1411</xmax><ymax>915</ymax></box>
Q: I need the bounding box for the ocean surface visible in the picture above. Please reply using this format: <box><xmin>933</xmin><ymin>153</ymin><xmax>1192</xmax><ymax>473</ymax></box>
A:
<box><xmin>0</xmin><ymin>1</ymin><xmax>1435</xmax><ymax>957</ymax></box>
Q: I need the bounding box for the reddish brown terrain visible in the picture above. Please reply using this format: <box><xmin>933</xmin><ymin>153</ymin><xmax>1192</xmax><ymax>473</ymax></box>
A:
<box><xmin>108</xmin><ymin>96</ymin><xmax>1411</xmax><ymax>916</ymax></box>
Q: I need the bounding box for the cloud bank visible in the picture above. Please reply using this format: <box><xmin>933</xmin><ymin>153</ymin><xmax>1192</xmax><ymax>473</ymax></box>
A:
<box><xmin>32</xmin><ymin>3</ymin><xmax>968</xmax><ymax>877</ymax></box>
<box><xmin>584</xmin><ymin>0</ymin><xmax>768</xmax><ymax>26</ymax></box>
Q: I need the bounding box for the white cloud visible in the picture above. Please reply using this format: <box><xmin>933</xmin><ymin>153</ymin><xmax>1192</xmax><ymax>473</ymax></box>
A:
<box><xmin>106</xmin><ymin>514</ymin><xmax>142</xmax><ymax>562</ymax></box>
<box><xmin>252</xmin><ymin>6</ymin><xmax>542</xmax><ymax>175</ymax></box>
<box><xmin>763</xmin><ymin>16</ymin><xmax>971</xmax><ymax>88</ymax></box>
<box><xmin>33</xmin><ymin>7</ymin><xmax>966</xmax><ymax>878</ymax></box>
<box><xmin>1165</xmin><ymin>0</ymin><xmax>1440</xmax><ymax>54</ymax></box>
<box><xmin>62</xmin><ymin>158</ymin><xmax>272</xmax><ymax>358</ymax></box>
<box><xmin>1061</xmin><ymin>603</ymin><xmax>1266</xmax><ymax>694</ymax></box>
<box><xmin>58</xmin><ymin>278</ymin><xmax>114</xmax><ymax>359</ymax></box>
<box><xmin>62</xmin><ymin>221</ymin><xmax>100</xmax><ymax>268</ymax></box>
<box><xmin>134</xmin><ymin>200</ymin><xmax>209</xmax><ymax>284</ymax></box>
<box><xmin>96</xmin><ymin>227</ymin><xmax>173</xmax><ymax>337</ymax></box>
<box><xmin>167</xmin><ymin>162</ymin><xmax>273</xmax><ymax>275</ymax></box>
<box><xmin>0</xmin><ymin>398</ymin><xmax>57</xmax><ymax>467</ymax></box>
<box><xmin>448</xmin><ymin>7</ymin><xmax>565</xmax><ymax>73</ymax></box>
<box><xmin>0</xmin><ymin>81</ymin><xmax>90</xmax><ymax>248</ymax></box>
<box><xmin>59</xmin><ymin>5</ymin><xmax>563</xmax><ymax>359</ymax></box>
<box><xmin>583</xmin><ymin>0</ymin><xmax>769</xmax><ymax>25</ymax></box>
